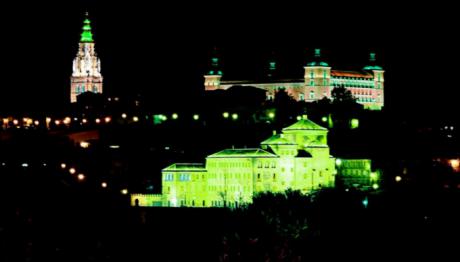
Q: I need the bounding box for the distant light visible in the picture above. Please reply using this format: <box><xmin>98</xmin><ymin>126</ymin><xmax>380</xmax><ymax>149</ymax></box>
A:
<box><xmin>109</xmin><ymin>145</ymin><xmax>120</xmax><ymax>149</ymax></box>
<box><xmin>21</xmin><ymin>163</ymin><xmax>28</xmax><ymax>168</ymax></box>
<box><xmin>172</xmin><ymin>113</ymin><xmax>179</xmax><ymax>120</ymax></box>
<box><xmin>34</xmin><ymin>120</ymin><xmax>39</xmax><ymax>126</ymax></box>
<box><xmin>82</xmin><ymin>119</ymin><xmax>88</xmax><ymax>124</ymax></box>
<box><xmin>54</xmin><ymin>120</ymin><xmax>60</xmax><ymax>125</ymax></box>
<box><xmin>362</xmin><ymin>197</ymin><xmax>369</xmax><ymax>208</ymax></box>
<box><xmin>69</xmin><ymin>168</ymin><xmax>76</xmax><ymax>175</ymax></box>
<box><xmin>133</xmin><ymin>116</ymin><xmax>139</xmax><ymax>122</ymax></box>
<box><xmin>104</xmin><ymin>117</ymin><xmax>111</xmax><ymax>123</ymax></box>
<box><xmin>451</xmin><ymin>126</ymin><xmax>454</xmax><ymax>131</ymax></box>
<box><xmin>372</xmin><ymin>183</ymin><xmax>379</xmax><ymax>190</ymax></box>
<box><xmin>95</xmin><ymin>118</ymin><xmax>101</xmax><ymax>124</ymax></box>
<box><xmin>121</xmin><ymin>189</ymin><xmax>128</xmax><ymax>195</ymax></box>
<box><xmin>165</xmin><ymin>146</ymin><xmax>170</xmax><ymax>150</ymax></box>
<box><xmin>370</xmin><ymin>172</ymin><xmax>378</xmax><ymax>179</ymax></box>
<box><xmin>335</xmin><ymin>158</ymin><xmax>342</xmax><ymax>166</ymax></box>
<box><xmin>232</xmin><ymin>113</ymin><xmax>238</xmax><ymax>120</ymax></box>
<box><xmin>42</xmin><ymin>163</ymin><xmax>47</xmax><ymax>167</ymax></box>
<box><xmin>193</xmin><ymin>114</ymin><xmax>200</xmax><ymax>120</ymax></box>
<box><xmin>80</xmin><ymin>141</ymin><xmax>90</xmax><ymax>148</ymax></box>
<box><xmin>60</xmin><ymin>163</ymin><xmax>66</xmax><ymax>169</ymax></box>
<box><xmin>223</xmin><ymin>112</ymin><xmax>229</xmax><ymax>119</ymax></box>
<box><xmin>350</xmin><ymin>118</ymin><xmax>359</xmax><ymax>129</ymax></box>
<box><xmin>63</xmin><ymin>117</ymin><xmax>71</xmax><ymax>125</ymax></box>
<box><xmin>321</xmin><ymin>116</ymin><xmax>328</xmax><ymax>122</ymax></box>
<box><xmin>101</xmin><ymin>182</ymin><xmax>107</xmax><ymax>188</ymax></box>
<box><xmin>395</xmin><ymin>176</ymin><xmax>402</xmax><ymax>182</ymax></box>
<box><xmin>46</xmin><ymin>117</ymin><xmax>51</xmax><ymax>124</ymax></box>
<box><xmin>161</xmin><ymin>115</ymin><xmax>168</xmax><ymax>121</ymax></box>
<box><xmin>77</xmin><ymin>174</ymin><xmax>85</xmax><ymax>181</ymax></box>
<box><xmin>121</xmin><ymin>113</ymin><xmax>127</xmax><ymax>119</ymax></box>
<box><xmin>450</xmin><ymin>159</ymin><xmax>460</xmax><ymax>170</ymax></box>
<box><xmin>268</xmin><ymin>112</ymin><xmax>275</xmax><ymax>119</ymax></box>
<box><xmin>74</xmin><ymin>117</ymin><xmax>78</xmax><ymax>121</ymax></box>
<box><xmin>296</xmin><ymin>116</ymin><xmax>302</xmax><ymax>121</ymax></box>
<box><xmin>13</xmin><ymin>119</ymin><xmax>19</xmax><ymax>125</ymax></box>
<box><xmin>1</xmin><ymin>162</ymin><xmax>5</xmax><ymax>166</ymax></box>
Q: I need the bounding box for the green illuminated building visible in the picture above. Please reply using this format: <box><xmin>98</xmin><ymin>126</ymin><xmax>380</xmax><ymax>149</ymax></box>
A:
<box><xmin>132</xmin><ymin>116</ymin><xmax>340</xmax><ymax>208</ymax></box>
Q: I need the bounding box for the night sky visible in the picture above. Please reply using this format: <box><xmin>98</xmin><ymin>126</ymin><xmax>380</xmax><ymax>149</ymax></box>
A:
<box><xmin>1</xmin><ymin>1</ymin><xmax>458</xmax><ymax>117</ymax></box>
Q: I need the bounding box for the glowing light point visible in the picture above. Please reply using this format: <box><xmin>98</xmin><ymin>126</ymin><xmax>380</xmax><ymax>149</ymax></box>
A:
<box><xmin>34</xmin><ymin>120</ymin><xmax>39</xmax><ymax>126</ymax></box>
<box><xmin>109</xmin><ymin>145</ymin><xmax>120</xmax><ymax>149</ymax></box>
<box><xmin>69</xmin><ymin>168</ymin><xmax>76</xmax><ymax>175</ymax></box>
<box><xmin>232</xmin><ymin>113</ymin><xmax>239</xmax><ymax>120</ymax></box>
<box><xmin>450</xmin><ymin>159</ymin><xmax>460</xmax><ymax>170</ymax></box>
<box><xmin>362</xmin><ymin>197</ymin><xmax>369</xmax><ymax>208</ymax></box>
<box><xmin>63</xmin><ymin>117</ymin><xmax>71</xmax><ymax>125</ymax></box>
<box><xmin>121</xmin><ymin>189</ymin><xmax>128</xmax><ymax>195</ymax></box>
<box><xmin>121</xmin><ymin>113</ymin><xmax>127</xmax><ymax>119</ymax></box>
<box><xmin>95</xmin><ymin>118</ymin><xmax>101</xmax><ymax>124</ymax></box>
<box><xmin>193</xmin><ymin>114</ymin><xmax>200</xmax><ymax>120</ymax></box>
<box><xmin>104</xmin><ymin>117</ymin><xmax>111</xmax><ymax>123</ymax></box>
<box><xmin>13</xmin><ymin>119</ymin><xmax>19</xmax><ymax>125</ymax></box>
<box><xmin>80</xmin><ymin>141</ymin><xmax>90</xmax><ymax>148</ymax></box>
<box><xmin>370</xmin><ymin>172</ymin><xmax>378</xmax><ymax>179</ymax></box>
<box><xmin>133</xmin><ymin>116</ymin><xmax>139</xmax><ymax>122</ymax></box>
<box><xmin>223</xmin><ymin>112</ymin><xmax>229</xmax><ymax>119</ymax></box>
<box><xmin>172</xmin><ymin>113</ymin><xmax>179</xmax><ymax>120</ymax></box>
<box><xmin>321</xmin><ymin>116</ymin><xmax>328</xmax><ymax>122</ymax></box>
<box><xmin>54</xmin><ymin>120</ymin><xmax>61</xmax><ymax>126</ymax></box>
<box><xmin>350</xmin><ymin>118</ymin><xmax>359</xmax><ymax>129</ymax></box>
<box><xmin>336</xmin><ymin>158</ymin><xmax>342</xmax><ymax>166</ymax></box>
<box><xmin>268</xmin><ymin>112</ymin><xmax>275</xmax><ymax>119</ymax></box>
<box><xmin>21</xmin><ymin>163</ymin><xmax>29</xmax><ymax>168</ymax></box>
<box><xmin>82</xmin><ymin>119</ymin><xmax>88</xmax><ymax>124</ymax></box>
<box><xmin>395</xmin><ymin>176</ymin><xmax>402</xmax><ymax>182</ymax></box>
<box><xmin>296</xmin><ymin>116</ymin><xmax>302</xmax><ymax>121</ymax></box>
<box><xmin>77</xmin><ymin>174</ymin><xmax>85</xmax><ymax>181</ymax></box>
<box><xmin>101</xmin><ymin>182</ymin><xmax>107</xmax><ymax>188</ymax></box>
<box><xmin>372</xmin><ymin>183</ymin><xmax>379</xmax><ymax>190</ymax></box>
<box><xmin>61</xmin><ymin>163</ymin><xmax>67</xmax><ymax>169</ymax></box>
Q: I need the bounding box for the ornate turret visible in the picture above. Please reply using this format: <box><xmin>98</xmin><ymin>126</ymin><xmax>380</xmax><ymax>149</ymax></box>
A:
<box><xmin>204</xmin><ymin>47</ymin><xmax>223</xmax><ymax>91</ymax></box>
<box><xmin>70</xmin><ymin>13</ymin><xmax>103</xmax><ymax>103</ymax></box>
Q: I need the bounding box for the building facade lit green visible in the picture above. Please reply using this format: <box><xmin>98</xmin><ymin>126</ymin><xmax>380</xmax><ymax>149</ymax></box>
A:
<box><xmin>131</xmin><ymin>116</ymin><xmax>366</xmax><ymax>208</ymax></box>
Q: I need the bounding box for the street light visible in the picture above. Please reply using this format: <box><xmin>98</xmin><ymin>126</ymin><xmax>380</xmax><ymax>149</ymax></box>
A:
<box><xmin>77</xmin><ymin>174</ymin><xmax>85</xmax><ymax>181</ymax></box>
<box><xmin>223</xmin><ymin>112</ymin><xmax>229</xmax><ymax>119</ymax></box>
<box><xmin>69</xmin><ymin>168</ymin><xmax>76</xmax><ymax>175</ymax></box>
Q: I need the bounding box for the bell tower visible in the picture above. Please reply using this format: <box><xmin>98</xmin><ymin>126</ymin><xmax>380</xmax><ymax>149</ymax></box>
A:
<box><xmin>70</xmin><ymin>13</ymin><xmax>103</xmax><ymax>103</ymax></box>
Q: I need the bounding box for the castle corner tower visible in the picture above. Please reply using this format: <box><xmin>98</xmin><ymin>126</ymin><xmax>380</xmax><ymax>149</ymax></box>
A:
<box><xmin>70</xmin><ymin>13</ymin><xmax>103</xmax><ymax>103</ymax></box>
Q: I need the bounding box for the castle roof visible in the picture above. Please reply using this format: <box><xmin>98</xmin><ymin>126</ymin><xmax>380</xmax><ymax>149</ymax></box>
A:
<box><xmin>261</xmin><ymin>134</ymin><xmax>297</xmax><ymax>145</ymax></box>
<box><xmin>207</xmin><ymin>148</ymin><xmax>278</xmax><ymax>158</ymax></box>
<box><xmin>331</xmin><ymin>70</ymin><xmax>374</xmax><ymax>79</ymax></box>
<box><xmin>283</xmin><ymin>118</ymin><xmax>327</xmax><ymax>132</ymax></box>
<box><xmin>163</xmin><ymin>163</ymin><xmax>206</xmax><ymax>172</ymax></box>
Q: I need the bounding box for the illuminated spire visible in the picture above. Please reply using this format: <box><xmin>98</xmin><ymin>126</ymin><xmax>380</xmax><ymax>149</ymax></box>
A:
<box><xmin>363</xmin><ymin>52</ymin><xmax>383</xmax><ymax>70</ymax></box>
<box><xmin>267</xmin><ymin>51</ymin><xmax>277</xmax><ymax>79</ymax></box>
<box><xmin>80</xmin><ymin>12</ymin><xmax>94</xmax><ymax>43</ymax></box>
<box><xmin>207</xmin><ymin>47</ymin><xmax>222</xmax><ymax>76</ymax></box>
<box><xmin>307</xmin><ymin>48</ymin><xmax>329</xmax><ymax>67</ymax></box>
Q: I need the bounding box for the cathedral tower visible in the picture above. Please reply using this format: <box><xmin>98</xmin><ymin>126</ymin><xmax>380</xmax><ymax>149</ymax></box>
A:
<box><xmin>70</xmin><ymin>13</ymin><xmax>103</xmax><ymax>103</ymax></box>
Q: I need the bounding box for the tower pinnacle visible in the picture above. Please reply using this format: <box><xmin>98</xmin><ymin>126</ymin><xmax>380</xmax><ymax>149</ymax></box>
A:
<box><xmin>80</xmin><ymin>13</ymin><xmax>94</xmax><ymax>43</ymax></box>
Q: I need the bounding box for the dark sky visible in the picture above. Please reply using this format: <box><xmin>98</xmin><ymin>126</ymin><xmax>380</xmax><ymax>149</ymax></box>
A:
<box><xmin>1</xmin><ymin>1</ymin><xmax>459</xmax><ymax>116</ymax></box>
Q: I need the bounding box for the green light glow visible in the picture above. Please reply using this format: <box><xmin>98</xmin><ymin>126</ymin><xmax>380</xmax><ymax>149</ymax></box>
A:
<box><xmin>350</xmin><ymin>118</ymin><xmax>359</xmax><ymax>129</ymax></box>
<box><xmin>193</xmin><ymin>114</ymin><xmax>200</xmax><ymax>120</ymax></box>
<box><xmin>321</xmin><ymin>116</ymin><xmax>327</xmax><ymax>122</ymax></box>
<box><xmin>80</xmin><ymin>16</ymin><xmax>94</xmax><ymax>43</ymax></box>
<box><xmin>223</xmin><ymin>112</ymin><xmax>229</xmax><ymax>119</ymax></box>
<box><xmin>231</xmin><ymin>113</ymin><xmax>238</xmax><ymax>120</ymax></box>
<box><xmin>131</xmin><ymin>117</ymin><xmax>347</xmax><ymax>208</ymax></box>
<box><xmin>336</xmin><ymin>158</ymin><xmax>342</xmax><ymax>166</ymax></box>
<box><xmin>372</xmin><ymin>183</ymin><xmax>379</xmax><ymax>190</ymax></box>
<box><xmin>268</xmin><ymin>112</ymin><xmax>275</xmax><ymax>119</ymax></box>
<box><xmin>172</xmin><ymin>113</ymin><xmax>179</xmax><ymax>120</ymax></box>
<box><xmin>362</xmin><ymin>197</ymin><xmax>369</xmax><ymax>208</ymax></box>
<box><xmin>296</xmin><ymin>116</ymin><xmax>302</xmax><ymax>121</ymax></box>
